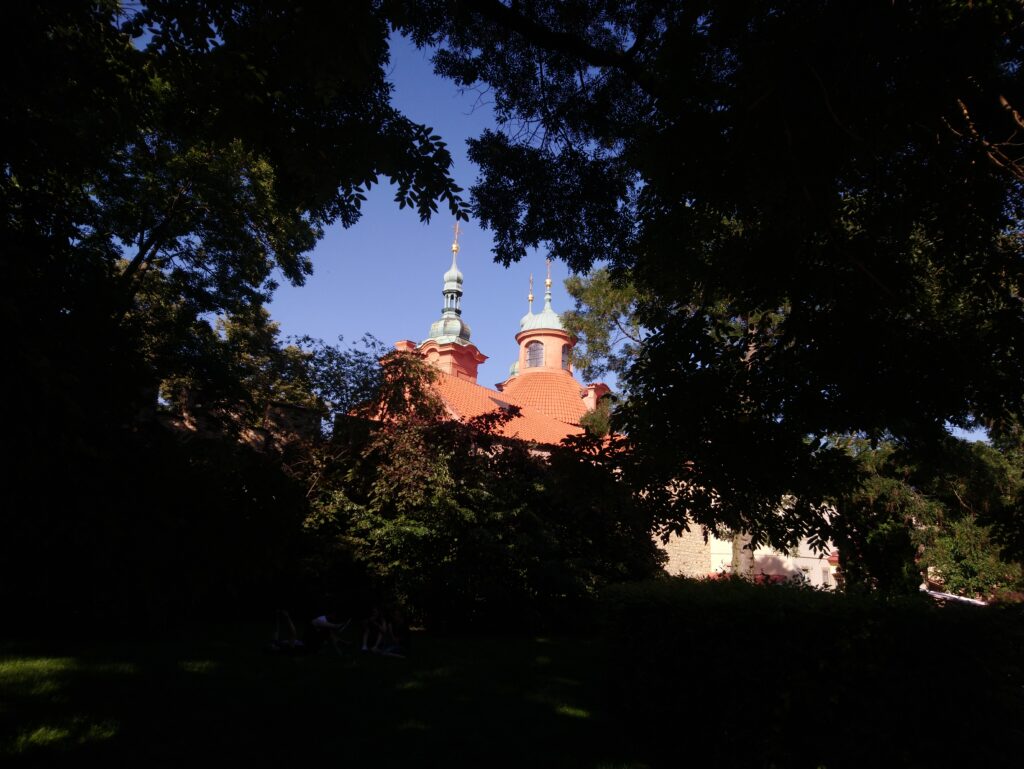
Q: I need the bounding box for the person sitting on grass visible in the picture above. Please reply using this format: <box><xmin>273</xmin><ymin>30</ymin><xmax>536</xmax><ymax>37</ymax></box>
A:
<box><xmin>307</xmin><ymin>612</ymin><xmax>350</xmax><ymax>655</ymax></box>
<box><xmin>361</xmin><ymin>606</ymin><xmax>406</xmax><ymax>657</ymax></box>
<box><xmin>268</xmin><ymin>610</ymin><xmax>305</xmax><ymax>654</ymax></box>
<box><xmin>361</xmin><ymin>606</ymin><xmax>385</xmax><ymax>653</ymax></box>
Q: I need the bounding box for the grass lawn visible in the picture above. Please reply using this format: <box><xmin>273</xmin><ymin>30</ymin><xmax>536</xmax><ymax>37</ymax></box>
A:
<box><xmin>1</xmin><ymin>624</ymin><xmax>646</xmax><ymax>768</ymax></box>
<box><xmin>7</xmin><ymin>588</ymin><xmax>1020</xmax><ymax>768</ymax></box>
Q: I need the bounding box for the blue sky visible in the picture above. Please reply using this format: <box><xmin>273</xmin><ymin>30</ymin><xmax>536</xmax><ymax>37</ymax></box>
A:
<box><xmin>268</xmin><ymin>34</ymin><xmax>570</xmax><ymax>389</ymax></box>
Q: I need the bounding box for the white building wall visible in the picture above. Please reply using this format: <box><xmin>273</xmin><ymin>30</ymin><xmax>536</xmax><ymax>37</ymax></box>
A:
<box><xmin>660</xmin><ymin>529</ymin><xmax>837</xmax><ymax>589</ymax></box>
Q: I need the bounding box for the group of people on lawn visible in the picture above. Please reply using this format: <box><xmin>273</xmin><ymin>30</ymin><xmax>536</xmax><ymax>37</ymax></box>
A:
<box><xmin>270</xmin><ymin>604</ymin><xmax>408</xmax><ymax>657</ymax></box>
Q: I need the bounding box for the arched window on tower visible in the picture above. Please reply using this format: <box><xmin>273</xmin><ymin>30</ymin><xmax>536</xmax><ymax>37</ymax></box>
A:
<box><xmin>561</xmin><ymin>344</ymin><xmax>570</xmax><ymax>370</ymax></box>
<box><xmin>526</xmin><ymin>341</ymin><xmax>544</xmax><ymax>368</ymax></box>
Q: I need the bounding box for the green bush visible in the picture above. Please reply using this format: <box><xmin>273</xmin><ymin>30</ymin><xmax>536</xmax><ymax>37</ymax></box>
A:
<box><xmin>602</xmin><ymin>577</ymin><xmax>1024</xmax><ymax>769</ymax></box>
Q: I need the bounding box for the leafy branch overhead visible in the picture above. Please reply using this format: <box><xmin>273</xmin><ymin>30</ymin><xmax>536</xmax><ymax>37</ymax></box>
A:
<box><xmin>6</xmin><ymin>2</ymin><xmax>468</xmax><ymax>334</ymax></box>
<box><xmin>3</xmin><ymin>0</ymin><xmax>472</xmax><ymax>487</ymax></box>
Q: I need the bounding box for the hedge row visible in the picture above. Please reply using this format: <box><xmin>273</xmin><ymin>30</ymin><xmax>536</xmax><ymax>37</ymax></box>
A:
<box><xmin>601</xmin><ymin>577</ymin><xmax>1024</xmax><ymax>769</ymax></box>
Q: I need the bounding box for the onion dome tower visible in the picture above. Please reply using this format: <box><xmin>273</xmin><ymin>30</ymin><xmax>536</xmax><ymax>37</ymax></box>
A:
<box><xmin>427</xmin><ymin>227</ymin><xmax>471</xmax><ymax>344</ymax></box>
<box><xmin>511</xmin><ymin>260</ymin><xmax>574</xmax><ymax>376</ymax></box>
<box><xmin>497</xmin><ymin>260</ymin><xmax>603</xmax><ymax>424</ymax></box>
<box><xmin>400</xmin><ymin>222</ymin><xmax>487</xmax><ymax>382</ymax></box>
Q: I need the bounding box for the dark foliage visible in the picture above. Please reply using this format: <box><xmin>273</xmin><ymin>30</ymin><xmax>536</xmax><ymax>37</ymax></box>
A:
<box><xmin>834</xmin><ymin>436</ymin><xmax>1024</xmax><ymax>599</ymax></box>
<box><xmin>4</xmin><ymin>421</ymin><xmax>309</xmax><ymax>625</ymax></box>
<box><xmin>302</xmin><ymin>354</ymin><xmax>664</xmax><ymax>630</ymax></box>
<box><xmin>0</xmin><ymin>2</ymin><xmax>466</xmax><ymax>624</ymax></box>
<box><xmin>397</xmin><ymin>0</ymin><xmax>1024</xmax><ymax>551</ymax></box>
<box><xmin>603</xmin><ymin>577</ymin><xmax>1024</xmax><ymax>768</ymax></box>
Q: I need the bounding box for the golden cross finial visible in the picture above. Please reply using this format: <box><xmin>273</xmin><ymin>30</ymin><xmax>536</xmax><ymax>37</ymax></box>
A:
<box><xmin>452</xmin><ymin>220</ymin><xmax>461</xmax><ymax>254</ymax></box>
<box><xmin>528</xmin><ymin>273</ymin><xmax>534</xmax><ymax>310</ymax></box>
<box><xmin>545</xmin><ymin>258</ymin><xmax>552</xmax><ymax>288</ymax></box>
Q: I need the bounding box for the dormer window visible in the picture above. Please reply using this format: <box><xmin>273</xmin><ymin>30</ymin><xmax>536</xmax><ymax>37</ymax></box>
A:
<box><xmin>526</xmin><ymin>341</ymin><xmax>544</xmax><ymax>367</ymax></box>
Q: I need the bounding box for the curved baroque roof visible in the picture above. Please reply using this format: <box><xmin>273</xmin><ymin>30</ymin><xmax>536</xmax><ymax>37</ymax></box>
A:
<box><xmin>432</xmin><ymin>371</ymin><xmax>586</xmax><ymax>444</ymax></box>
<box><xmin>498</xmin><ymin>370</ymin><xmax>588</xmax><ymax>425</ymax></box>
<box><xmin>519</xmin><ymin>304</ymin><xmax>564</xmax><ymax>332</ymax></box>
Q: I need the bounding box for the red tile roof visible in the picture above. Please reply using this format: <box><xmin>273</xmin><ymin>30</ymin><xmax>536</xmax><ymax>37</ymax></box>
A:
<box><xmin>432</xmin><ymin>371</ymin><xmax>585</xmax><ymax>445</ymax></box>
<box><xmin>497</xmin><ymin>371</ymin><xmax>589</xmax><ymax>425</ymax></box>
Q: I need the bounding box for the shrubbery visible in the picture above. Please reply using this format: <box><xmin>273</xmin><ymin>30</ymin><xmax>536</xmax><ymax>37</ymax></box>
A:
<box><xmin>302</xmin><ymin>354</ymin><xmax>665</xmax><ymax>631</ymax></box>
<box><xmin>602</xmin><ymin>577</ymin><xmax>1024</xmax><ymax>768</ymax></box>
<box><xmin>4</xmin><ymin>423</ymin><xmax>309</xmax><ymax>626</ymax></box>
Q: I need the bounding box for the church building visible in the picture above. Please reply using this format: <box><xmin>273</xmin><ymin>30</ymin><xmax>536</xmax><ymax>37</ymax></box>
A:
<box><xmin>395</xmin><ymin>226</ymin><xmax>837</xmax><ymax>587</ymax></box>
<box><xmin>393</xmin><ymin>225</ymin><xmax>609</xmax><ymax>445</ymax></box>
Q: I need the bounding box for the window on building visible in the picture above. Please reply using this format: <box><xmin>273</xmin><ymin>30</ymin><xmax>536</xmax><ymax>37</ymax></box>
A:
<box><xmin>561</xmin><ymin>344</ymin><xmax>570</xmax><ymax>369</ymax></box>
<box><xmin>526</xmin><ymin>341</ymin><xmax>543</xmax><ymax>367</ymax></box>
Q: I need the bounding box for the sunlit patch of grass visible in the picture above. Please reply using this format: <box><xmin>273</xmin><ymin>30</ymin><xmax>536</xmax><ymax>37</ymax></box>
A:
<box><xmin>1</xmin><ymin>657</ymin><xmax>139</xmax><ymax>700</ymax></box>
<box><xmin>0</xmin><ymin>629</ymin><xmax>641</xmax><ymax>765</ymax></box>
<box><xmin>0</xmin><ymin>657</ymin><xmax>79</xmax><ymax>704</ymax></box>
<box><xmin>0</xmin><ymin>657</ymin><xmax>79</xmax><ymax>686</ymax></box>
<box><xmin>0</xmin><ymin>656</ymin><xmax>128</xmax><ymax>757</ymax></box>
<box><xmin>14</xmin><ymin>725</ymin><xmax>71</xmax><ymax>749</ymax></box>
<box><xmin>555</xmin><ymin>704</ymin><xmax>591</xmax><ymax>719</ymax></box>
<box><xmin>548</xmin><ymin>676</ymin><xmax>582</xmax><ymax>687</ymax></box>
<box><xmin>413</xmin><ymin>665</ymin><xmax>457</xmax><ymax>680</ymax></box>
<box><xmin>12</xmin><ymin>717</ymin><xmax>119</xmax><ymax>753</ymax></box>
<box><xmin>29</xmin><ymin>679</ymin><xmax>64</xmax><ymax>696</ymax></box>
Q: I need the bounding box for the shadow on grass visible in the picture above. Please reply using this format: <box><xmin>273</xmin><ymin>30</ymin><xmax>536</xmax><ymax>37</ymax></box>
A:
<box><xmin>0</xmin><ymin>626</ymin><xmax>650</xmax><ymax>768</ymax></box>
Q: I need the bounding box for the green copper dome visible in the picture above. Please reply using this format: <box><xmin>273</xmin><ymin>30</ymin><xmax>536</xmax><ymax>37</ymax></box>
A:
<box><xmin>519</xmin><ymin>273</ymin><xmax>563</xmax><ymax>331</ymax></box>
<box><xmin>519</xmin><ymin>300</ymin><xmax>563</xmax><ymax>331</ymax></box>
<box><xmin>424</xmin><ymin>238</ymin><xmax>472</xmax><ymax>345</ymax></box>
<box><xmin>443</xmin><ymin>252</ymin><xmax>463</xmax><ymax>291</ymax></box>
<box><xmin>428</xmin><ymin>314</ymin><xmax>472</xmax><ymax>344</ymax></box>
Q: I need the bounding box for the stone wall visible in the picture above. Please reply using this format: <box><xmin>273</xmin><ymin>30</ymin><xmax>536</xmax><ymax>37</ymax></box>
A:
<box><xmin>660</xmin><ymin>528</ymin><xmax>712</xmax><ymax>577</ymax></box>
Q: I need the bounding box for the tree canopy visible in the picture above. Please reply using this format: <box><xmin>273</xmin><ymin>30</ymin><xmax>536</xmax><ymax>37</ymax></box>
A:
<box><xmin>0</xmin><ymin>2</ymin><xmax>468</xmax><ymax>621</ymax></box>
<box><xmin>399</xmin><ymin>0</ymin><xmax>1024</xmax><ymax>549</ymax></box>
<box><xmin>562</xmin><ymin>267</ymin><xmax>647</xmax><ymax>383</ymax></box>
<box><xmin>3</xmin><ymin>1</ymin><xmax>467</xmax><ymax>433</ymax></box>
<box><xmin>5</xmin><ymin>2</ymin><xmax>1023</xmax><ymax>617</ymax></box>
<box><xmin>833</xmin><ymin>435</ymin><xmax>1024</xmax><ymax>597</ymax></box>
<box><xmin>1</xmin><ymin>2</ymin><xmax>668</xmax><ymax>622</ymax></box>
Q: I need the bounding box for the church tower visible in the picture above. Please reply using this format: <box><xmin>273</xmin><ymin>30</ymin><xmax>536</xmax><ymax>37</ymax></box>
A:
<box><xmin>510</xmin><ymin>260</ymin><xmax>575</xmax><ymax>377</ymax></box>
<box><xmin>497</xmin><ymin>261</ymin><xmax>608</xmax><ymax>423</ymax></box>
<box><xmin>395</xmin><ymin>222</ymin><xmax>487</xmax><ymax>382</ymax></box>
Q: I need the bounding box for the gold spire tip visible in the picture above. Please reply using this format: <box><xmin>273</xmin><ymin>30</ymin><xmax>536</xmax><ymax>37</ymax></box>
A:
<box><xmin>451</xmin><ymin>220</ymin><xmax>461</xmax><ymax>254</ymax></box>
